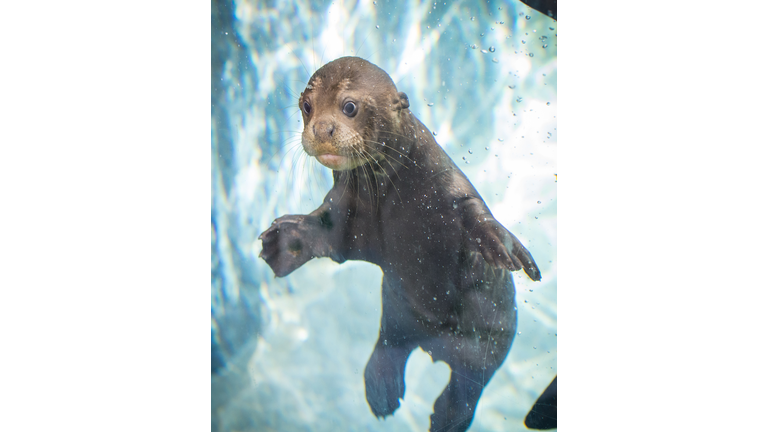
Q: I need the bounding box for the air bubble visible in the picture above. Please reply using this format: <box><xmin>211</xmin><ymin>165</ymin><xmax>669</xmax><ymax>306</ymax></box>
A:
<box><xmin>489</xmin><ymin>46</ymin><xmax>496</xmax><ymax>52</ymax></box>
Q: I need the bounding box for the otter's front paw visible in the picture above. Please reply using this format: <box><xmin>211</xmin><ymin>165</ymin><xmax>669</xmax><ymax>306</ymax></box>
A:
<box><xmin>469</xmin><ymin>220</ymin><xmax>542</xmax><ymax>281</ymax></box>
<box><xmin>258</xmin><ymin>215</ymin><xmax>317</xmax><ymax>277</ymax></box>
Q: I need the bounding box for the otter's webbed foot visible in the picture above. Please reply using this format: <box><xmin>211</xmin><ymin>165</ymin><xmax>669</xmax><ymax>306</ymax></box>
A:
<box><xmin>469</xmin><ymin>219</ymin><xmax>541</xmax><ymax>281</ymax></box>
<box><xmin>258</xmin><ymin>215</ymin><xmax>326</xmax><ymax>277</ymax></box>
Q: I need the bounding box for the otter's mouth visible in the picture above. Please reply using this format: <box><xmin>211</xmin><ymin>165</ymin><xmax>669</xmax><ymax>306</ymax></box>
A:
<box><xmin>316</xmin><ymin>154</ymin><xmax>357</xmax><ymax>170</ymax></box>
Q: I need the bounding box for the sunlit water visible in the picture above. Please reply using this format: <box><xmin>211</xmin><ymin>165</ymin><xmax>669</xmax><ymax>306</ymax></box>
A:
<box><xmin>212</xmin><ymin>1</ymin><xmax>556</xmax><ymax>430</ymax></box>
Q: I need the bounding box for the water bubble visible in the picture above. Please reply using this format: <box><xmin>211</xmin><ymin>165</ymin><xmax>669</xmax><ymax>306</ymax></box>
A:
<box><xmin>468</xmin><ymin>149</ymin><xmax>473</xmax><ymax>154</ymax></box>
<box><xmin>508</xmin><ymin>85</ymin><xmax>516</xmax><ymax>89</ymax></box>
<box><xmin>376</xmin><ymin>25</ymin><xmax>379</xmax><ymax>29</ymax></box>
<box><xmin>432</xmin><ymin>131</ymin><xmax>437</xmax><ymax>136</ymax></box>
<box><xmin>537</xmin><ymin>201</ymin><xmax>542</xmax><ymax>204</ymax></box>
<box><xmin>549</xmin><ymin>27</ymin><xmax>555</xmax><ymax>30</ymax></box>
<box><xmin>529</xmin><ymin>53</ymin><xmax>534</xmax><ymax>57</ymax></box>
<box><xmin>481</xmin><ymin>49</ymin><xmax>488</xmax><ymax>54</ymax></box>
<box><xmin>471</xmin><ymin>44</ymin><xmax>477</xmax><ymax>49</ymax></box>
<box><xmin>492</xmin><ymin>58</ymin><xmax>499</xmax><ymax>63</ymax></box>
<box><xmin>522</xmin><ymin>40</ymin><xmax>526</xmax><ymax>44</ymax></box>
<box><xmin>546</xmin><ymin>102</ymin><xmax>550</xmax><ymax>106</ymax></box>
<box><xmin>543</xmin><ymin>44</ymin><xmax>548</xmax><ymax>48</ymax></box>
<box><xmin>500</xmin><ymin>21</ymin><xmax>505</xmax><ymax>24</ymax></box>
<box><xmin>489</xmin><ymin>46</ymin><xmax>496</xmax><ymax>52</ymax></box>
<box><xmin>498</xmin><ymin>138</ymin><xmax>504</xmax><ymax>142</ymax></box>
<box><xmin>485</xmin><ymin>147</ymin><xmax>489</xmax><ymax>150</ymax></box>
<box><xmin>384</xmin><ymin>339</ymin><xmax>387</xmax><ymax>345</ymax></box>
<box><xmin>471</xmin><ymin>16</ymin><xmax>475</xmax><ymax>21</ymax></box>
<box><xmin>525</xmin><ymin>15</ymin><xmax>531</xmax><ymax>20</ymax></box>
<box><xmin>516</xmin><ymin>97</ymin><xmax>522</xmax><ymax>102</ymax></box>
<box><xmin>427</xmin><ymin>102</ymin><xmax>434</xmax><ymax>106</ymax></box>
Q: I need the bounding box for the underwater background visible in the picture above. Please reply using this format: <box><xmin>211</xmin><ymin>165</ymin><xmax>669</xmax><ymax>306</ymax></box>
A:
<box><xmin>211</xmin><ymin>0</ymin><xmax>557</xmax><ymax>430</ymax></box>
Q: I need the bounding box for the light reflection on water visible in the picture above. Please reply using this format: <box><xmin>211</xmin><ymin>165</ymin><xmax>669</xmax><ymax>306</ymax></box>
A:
<box><xmin>212</xmin><ymin>1</ymin><xmax>556</xmax><ymax>430</ymax></box>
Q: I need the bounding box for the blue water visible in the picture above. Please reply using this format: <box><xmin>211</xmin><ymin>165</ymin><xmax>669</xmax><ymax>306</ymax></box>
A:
<box><xmin>212</xmin><ymin>0</ymin><xmax>556</xmax><ymax>430</ymax></box>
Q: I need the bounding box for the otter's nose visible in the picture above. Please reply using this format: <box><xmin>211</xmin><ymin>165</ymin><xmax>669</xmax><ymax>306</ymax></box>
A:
<box><xmin>312</xmin><ymin>121</ymin><xmax>335</xmax><ymax>139</ymax></box>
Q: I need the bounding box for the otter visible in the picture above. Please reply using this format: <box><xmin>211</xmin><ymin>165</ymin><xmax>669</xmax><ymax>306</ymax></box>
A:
<box><xmin>259</xmin><ymin>56</ymin><xmax>540</xmax><ymax>432</ymax></box>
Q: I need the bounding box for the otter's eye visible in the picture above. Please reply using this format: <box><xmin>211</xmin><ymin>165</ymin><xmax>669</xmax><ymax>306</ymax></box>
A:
<box><xmin>302</xmin><ymin>101</ymin><xmax>311</xmax><ymax>115</ymax></box>
<box><xmin>342</xmin><ymin>101</ymin><xmax>357</xmax><ymax>117</ymax></box>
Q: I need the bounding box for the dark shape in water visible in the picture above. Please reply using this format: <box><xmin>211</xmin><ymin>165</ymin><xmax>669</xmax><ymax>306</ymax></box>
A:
<box><xmin>259</xmin><ymin>57</ymin><xmax>540</xmax><ymax>432</ymax></box>
<box><xmin>520</xmin><ymin>0</ymin><xmax>558</xmax><ymax>21</ymax></box>
<box><xmin>524</xmin><ymin>376</ymin><xmax>557</xmax><ymax>429</ymax></box>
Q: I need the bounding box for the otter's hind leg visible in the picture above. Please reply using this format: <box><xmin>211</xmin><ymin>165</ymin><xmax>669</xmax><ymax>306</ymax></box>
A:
<box><xmin>427</xmin><ymin>331</ymin><xmax>512</xmax><ymax>432</ymax></box>
<box><xmin>428</xmin><ymin>363</ymin><xmax>487</xmax><ymax>432</ymax></box>
<box><xmin>364</xmin><ymin>336</ymin><xmax>416</xmax><ymax>418</ymax></box>
<box><xmin>364</xmin><ymin>277</ymin><xmax>419</xmax><ymax>418</ymax></box>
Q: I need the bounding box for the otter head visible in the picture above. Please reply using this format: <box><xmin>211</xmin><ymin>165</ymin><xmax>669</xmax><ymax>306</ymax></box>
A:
<box><xmin>299</xmin><ymin>57</ymin><xmax>410</xmax><ymax>171</ymax></box>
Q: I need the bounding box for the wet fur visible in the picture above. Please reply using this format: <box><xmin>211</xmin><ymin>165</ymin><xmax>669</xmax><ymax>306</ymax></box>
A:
<box><xmin>259</xmin><ymin>57</ymin><xmax>540</xmax><ymax>432</ymax></box>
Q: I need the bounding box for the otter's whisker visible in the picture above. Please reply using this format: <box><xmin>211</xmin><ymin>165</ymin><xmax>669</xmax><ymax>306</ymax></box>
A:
<box><xmin>361</xmin><ymin>139</ymin><xmax>411</xmax><ymax>170</ymax></box>
<box><xmin>358</xmin><ymin>148</ymin><xmax>381</xmax><ymax>212</ymax></box>
<box><xmin>362</xmin><ymin>148</ymin><xmax>403</xmax><ymax>205</ymax></box>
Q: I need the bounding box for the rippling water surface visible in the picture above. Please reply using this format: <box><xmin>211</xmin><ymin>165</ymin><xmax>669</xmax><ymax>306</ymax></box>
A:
<box><xmin>212</xmin><ymin>1</ymin><xmax>557</xmax><ymax>430</ymax></box>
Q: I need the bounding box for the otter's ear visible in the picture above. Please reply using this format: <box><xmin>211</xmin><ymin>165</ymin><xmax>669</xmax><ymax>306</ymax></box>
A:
<box><xmin>393</xmin><ymin>91</ymin><xmax>409</xmax><ymax>110</ymax></box>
